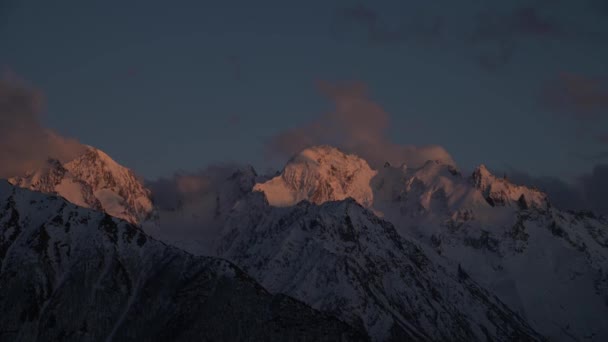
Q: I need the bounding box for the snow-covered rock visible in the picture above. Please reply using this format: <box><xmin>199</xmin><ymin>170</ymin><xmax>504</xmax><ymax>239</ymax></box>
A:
<box><xmin>248</xmin><ymin>146</ymin><xmax>608</xmax><ymax>341</ymax></box>
<box><xmin>0</xmin><ymin>181</ymin><xmax>367</xmax><ymax>341</ymax></box>
<box><xmin>6</xmin><ymin>142</ymin><xmax>606</xmax><ymax>341</ymax></box>
<box><xmin>472</xmin><ymin>165</ymin><xmax>548</xmax><ymax>210</ymax></box>
<box><xmin>368</xmin><ymin>162</ymin><xmax>608</xmax><ymax>340</ymax></box>
<box><xmin>9</xmin><ymin>146</ymin><xmax>155</xmax><ymax>224</ymax></box>
<box><xmin>216</xmin><ymin>193</ymin><xmax>543</xmax><ymax>341</ymax></box>
<box><xmin>254</xmin><ymin>146</ymin><xmax>376</xmax><ymax>207</ymax></box>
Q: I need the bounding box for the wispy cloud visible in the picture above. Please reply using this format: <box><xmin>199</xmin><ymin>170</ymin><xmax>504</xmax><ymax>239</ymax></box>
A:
<box><xmin>0</xmin><ymin>74</ymin><xmax>85</xmax><ymax>178</ymax></box>
<box><xmin>266</xmin><ymin>81</ymin><xmax>454</xmax><ymax>168</ymax></box>
<box><xmin>473</xmin><ymin>6</ymin><xmax>563</xmax><ymax>42</ymax></box>
<box><xmin>506</xmin><ymin>164</ymin><xmax>608</xmax><ymax>215</ymax></box>
<box><xmin>331</xmin><ymin>5</ymin><xmax>443</xmax><ymax>46</ymax></box>
<box><xmin>505</xmin><ymin>168</ymin><xmax>586</xmax><ymax>211</ymax></box>
<box><xmin>580</xmin><ymin>163</ymin><xmax>608</xmax><ymax>215</ymax></box>
<box><xmin>541</xmin><ymin>72</ymin><xmax>608</xmax><ymax>120</ymax></box>
<box><xmin>573</xmin><ymin>151</ymin><xmax>608</xmax><ymax>162</ymax></box>
<box><xmin>472</xmin><ymin>5</ymin><xmax>563</xmax><ymax>70</ymax></box>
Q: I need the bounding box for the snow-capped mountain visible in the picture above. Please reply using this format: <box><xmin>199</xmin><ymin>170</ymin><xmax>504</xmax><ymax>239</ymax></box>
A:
<box><xmin>0</xmin><ymin>181</ymin><xmax>367</xmax><ymax>341</ymax></box>
<box><xmin>254</xmin><ymin>146</ymin><xmax>377</xmax><ymax>207</ymax></box>
<box><xmin>9</xmin><ymin>146</ymin><xmax>155</xmax><ymax>224</ymax></box>
<box><xmin>371</xmin><ymin>161</ymin><xmax>608</xmax><ymax>341</ymax></box>
<box><xmin>4</xmin><ymin>143</ymin><xmax>607</xmax><ymax>341</ymax></box>
<box><xmin>253</xmin><ymin>146</ymin><xmax>608</xmax><ymax>341</ymax></box>
<box><xmin>216</xmin><ymin>193</ymin><xmax>543</xmax><ymax>341</ymax></box>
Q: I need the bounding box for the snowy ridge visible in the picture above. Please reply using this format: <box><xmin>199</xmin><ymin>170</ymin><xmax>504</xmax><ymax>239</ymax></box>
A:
<box><xmin>4</xmin><ymin>143</ymin><xmax>606</xmax><ymax>341</ymax></box>
<box><xmin>0</xmin><ymin>181</ymin><xmax>367</xmax><ymax>341</ymax></box>
<box><xmin>244</xmin><ymin>146</ymin><xmax>608</xmax><ymax>340</ymax></box>
<box><xmin>366</xmin><ymin>161</ymin><xmax>608</xmax><ymax>340</ymax></box>
<box><xmin>9</xmin><ymin>146</ymin><xmax>155</xmax><ymax>224</ymax></box>
<box><xmin>216</xmin><ymin>193</ymin><xmax>543</xmax><ymax>341</ymax></box>
<box><xmin>472</xmin><ymin>165</ymin><xmax>548</xmax><ymax>210</ymax></box>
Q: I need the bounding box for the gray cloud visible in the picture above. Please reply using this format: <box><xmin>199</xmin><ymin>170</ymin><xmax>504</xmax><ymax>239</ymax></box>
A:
<box><xmin>580</xmin><ymin>164</ymin><xmax>608</xmax><ymax>215</ymax></box>
<box><xmin>0</xmin><ymin>76</ymin><xmax>85</xmax><ymax>178</ymax></box>
<box><xmin>146</xmin><ymin>164</ymin><xmax>255</xmax><ymax>211</ymax></box>
<box><xmin>506</xmin><ymin>164</ymin><xmax>608</xmax><ymax>216</ymax></box>
<box><xmin>473</xmin><ymin>6</ymin><xmax>563</xmax><ymax>42</ymax></box>
<box><xmin>472</xmin><ymin>5</ymin><xmax>563</xmax><ymax>70</ymax></box>
<box><xmin>505</xmin><ymin>168</ymin><xmax>587</xmax><ymax>212</ymax></box>
<box><xmin>573</xmin><ymin>151</ymin><xmax>608</xmax><ymax>162</ymax></box>
<box><xmin>331</xmin><ymin>5</ymin><xmax>443</xmax><ymax>46</ymax></box>
<box><xmin>541</xmin><ymin>72</ymin><xmax>608</xmax><ymax>120</ymax></box>
<box><xmin>266</xmin><ymin>81</ymin><xmax>454</xmax><ymax>169</ymax></box>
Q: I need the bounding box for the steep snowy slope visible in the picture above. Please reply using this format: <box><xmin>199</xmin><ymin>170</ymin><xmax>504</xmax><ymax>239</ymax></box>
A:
<box><xmin>216</xmin><ymin>192</ymin><xmax>543</xmax><ymax>341</ymax></box>
<box><xmin>9</xmin><ymin>146</ymin><xmax>155</xmax><ymax>224</ymax></box>
<box><xmin>253</xmin><ymin>146</ymin><xmax>607</xmax><ymax>341</ymax></box>
<box><xmin>0</xmin><ymin>181</ymin><xmax>367</xmax><ymax>342</ymax></box>
<box><xmin>371</xmin><ymin>162</ymin><xmax>608</xmax><ymax>341</ymax></box>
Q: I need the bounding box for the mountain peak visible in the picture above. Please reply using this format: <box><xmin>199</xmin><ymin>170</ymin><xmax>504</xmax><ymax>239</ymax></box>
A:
<box><xmin>254</xmin><ymin>145</ymin><xmax>377</xmax><ymax>207</ymax></box>
<box><xmin>471</xmin><ymin>164</ymin><xmax>548</xmax><ymax>209</ymax></box>
<box><xmin>9</xmin><ymin>145</ymin><xmax>154</xmax><ymax>224</ymax></box>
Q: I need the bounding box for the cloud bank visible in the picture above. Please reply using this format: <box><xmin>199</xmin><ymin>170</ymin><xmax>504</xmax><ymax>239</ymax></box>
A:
<box><xmin>266</xmin><ymin>81</ymin><xmax>454</xmax><ymax>169</ymax></box>
<box><xmin>542</xmin><ymin>72</ymin><xmax>608</xmax><ymax>120</ymax></box>
<box><xmin>331</xmin><ymin>5</ymin><xmax>443</xmax><ymax>46</ymax></box>
<box><xmin>507</xmin><ymin>165</ymin><xmax>608</xmax><ymax>215</ymax></box>
<box><xmin>0</xmin><ymin>77</ymin><xmax>85</xmax><ymax>178</ymax></box>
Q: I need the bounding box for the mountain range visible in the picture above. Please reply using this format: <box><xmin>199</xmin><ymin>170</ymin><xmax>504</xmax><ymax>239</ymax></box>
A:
<box><xmin>2</xmin><ymin>144</ymin><xmax>607</xmax><ymax>341</ymax></box>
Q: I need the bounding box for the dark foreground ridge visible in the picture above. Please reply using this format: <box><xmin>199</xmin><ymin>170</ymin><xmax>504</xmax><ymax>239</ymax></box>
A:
<box><xmin>0</xmin><ymin>181</ymin><xmax>368</xmax><ymax>342</ymax></box>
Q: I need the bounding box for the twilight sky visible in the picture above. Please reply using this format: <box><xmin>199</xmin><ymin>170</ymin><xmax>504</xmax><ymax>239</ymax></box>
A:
<box><xmin>1</xmin><ymin>0</ymin><xmax>608</xmax><ymax>183</ymax></box>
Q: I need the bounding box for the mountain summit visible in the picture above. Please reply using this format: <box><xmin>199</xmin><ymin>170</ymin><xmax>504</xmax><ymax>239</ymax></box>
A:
<box><xmin>9</xmin><ymin>146</ymin><xmax>155</xmax><ymax>224</ymax></box>
<box><xmin>254</xmin><ymin>146</ymin><xmax>377</xmax><ymax>207</ymax></box>
<box><xmin>4</xmin><ymin>143</ymin><xmax>607</xmax><ymax>341</ymax></box>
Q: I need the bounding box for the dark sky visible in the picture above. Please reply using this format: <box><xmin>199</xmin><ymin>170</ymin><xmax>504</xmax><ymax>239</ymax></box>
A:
<box><xmin>1</xmin><ymin>0</ymin><xmax>608</xmax><ymax>181</ymax></box>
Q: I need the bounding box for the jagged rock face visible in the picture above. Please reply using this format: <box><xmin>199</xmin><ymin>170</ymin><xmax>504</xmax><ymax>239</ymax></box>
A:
<box><xmin>217</xmin><ymin>193</ymin><xmax>543</xmax><ymax>342</ymax></box>
<box><xmin>7</xmin><ymin>144</ymin><xmax>605</xmax><ymax>341</ymax></box>
<box><xmin>372</xmin><ymin>163</ymin><xmax>608</xmax><ymax>341</ymax></box>
<box><xmin>9</xmin><ymin>146</ymin><xmax>155</xmax><ymax>224</ymax></box>
<box><xmin>372</xmin><ymin>160</ymin><xmax>481</xmax><ymax>219</ymax></box>
<box><xmin>247</xmin><ymin>148</ymin><xmax>608</xmax><ymax>341</ymax></box>
<box><xmin>0</xmin><ymin>182</ymin><xmax>367</xmax><ymax>342</ymax></box>
<box><xmin>471</xmin><ymin>165</ymin><xmax>548</xmax><ymax>210</ymax></box>
<box><xmin>254</xmin><ymin>146</ymin><xmax>376</xmax><ymax>207</ymax></box>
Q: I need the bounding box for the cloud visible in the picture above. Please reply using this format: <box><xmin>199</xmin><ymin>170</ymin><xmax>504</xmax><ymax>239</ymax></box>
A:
<box><xmin>597</xmin><ymin>134</ymin><xmax>608</xmax><ymax>145</ymax></box>
<box><xmin>0</xmin><ymin>76</ymin><xmax>85</xmax><ymax>178</ymax></box>
<box><xmin>266</xmin><ymin>81</ymin><xmax>454</xmax><ymax>168</ymax></box>
<box><xmin>506</xmin><ymin>165</ymin><xmax>608</xmax><ymax>215</ymax></box>
<box><xmin>505</xmin><ymin>168</ymin><xmax>587</xmax><ymax>212</ymax></box>
<box><xmin>541</xmin><ymin>72</ymin><xmax>608</xmax><ymax>120</ymax></box>
<box><xmin>472</xmin><ymin>5</ymin><xmax>562</xmax><ymax>69</ymax></box>
<box><xmin>145</xmin><ymin>164</ymin><xmax>257</xmax><ymax>253</ymax></box>
<box><xmin>146</xmin><ymin>164</ymin><xmax>254</xmax><ymax>210</ymax></box>
<box><xmin>573</xmin><ymin>151</ymin><xmax>608</xmax><ymax>162</ymax></box>
<box><xmin>580</xmin><ymin>164</ymin><xmax>608</xmax><ymax>215</ymax></box>
<box><xmin>331</xmin><ymin>5</ymin><xmax>443</xmax><ymax>46</ymax></box>
<box><xmin>473</xmin><ymin>6</ymin><xmax>562</xmax><ymax>42</ymax></box>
